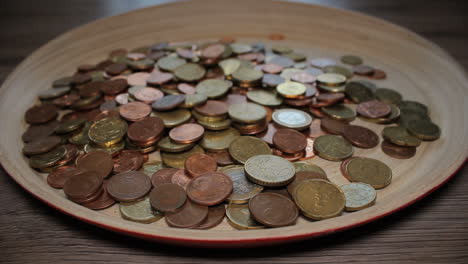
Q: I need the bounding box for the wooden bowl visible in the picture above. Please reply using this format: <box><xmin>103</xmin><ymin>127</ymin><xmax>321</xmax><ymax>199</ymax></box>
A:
<box><xmin>0</xmin><ymin>0</ymin><xmax>467</xmax><ymax>247</ymax></box>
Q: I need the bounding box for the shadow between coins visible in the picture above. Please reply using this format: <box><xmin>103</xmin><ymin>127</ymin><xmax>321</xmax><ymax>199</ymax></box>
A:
<box><xmin>1</xmin><ymin>162</ymin><xmax>466</xmax><ymax>259</ymax></box>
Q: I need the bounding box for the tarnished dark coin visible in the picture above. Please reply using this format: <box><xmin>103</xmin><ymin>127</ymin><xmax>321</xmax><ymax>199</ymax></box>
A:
<box><xmin>248</xmin><ymin>192</ymin><xmax>298</xmax><ymax>227</ymax></box>
<box><xmin>356</xmin><ymin>100</ymin><xmax>391</xmax><ymax>119</ymax></box>
<box><xmin>76</xmin><ymin>151</ymin><xmax>114</xmax><ymax>179</ymax></box>
<box><xmin>273</xmin><ymin>128</ymin><xmax>307</xmax><ymax>154</ymax></box>
<box><xmin>186</xmin><ymin>172</ymin><xmax>233</xmax><ymax>206</ymax></box>
<box><xmin>149</xmin><ymin>183</ymin><xmax>187</xmax><ymax>213</ymax></box>
<box><xmin>165</xmin><ymin>200</ymin><xmax>208</xmax><ymax>228</ymax></box>
<box><xmin>22</xmin><ymin>121</ymin><xmax>59</xmax><ymax>143</ymax></box>
<box><xmin>25</xmin><ymin>104</ymin><xmax>58</xmax><ymax>124</ymax></box>
<box><xmin>343</xmin><ymin>125</ymin><xmax>379</xmax><ymax>148</ymax></box>
<box><xmin>194</xmin><ymin>204</ymin><xmax>226</xmax><ymax>229</ymax></box>
<box><xmin>106</xmin><ymin>171</ymin><xmax>152</xmax><ymax>202</ymax></box>
<box><xmin>47</xmin><ymin>166</ymin><xmax>82</xmax><ymax>189</ymax></box>
<box><xmin>63</xmin><ymin>170</ymin><xmax>103</xmax><ymax>200</ymax></box>
<box><xmin>82</xmin><ymin>182</ymin><xmax>116</xmax><ymax>210</ymax></box>
<box><xmin>381</xmin><ymin>140</ymin><xmax>417</xmax><ymax>159</ymax></box>
<box><xmin>406</xmin><ymin>119</ymin><xmax>441</xmax><ymax>141</ymax></box>
<box><xmin>320</xmin><ymin>118</ymin><xmax>348</xmax><ymax>135</ymax></box>
<box><xmin>22</xmin><ymin>136</ymin><xmax>62</xmax><ymax>156</ymax></box>
<box><xmin>100</xmin><ymin>79</ymin><xmax>128</xmax><ymax>95</ymax></box>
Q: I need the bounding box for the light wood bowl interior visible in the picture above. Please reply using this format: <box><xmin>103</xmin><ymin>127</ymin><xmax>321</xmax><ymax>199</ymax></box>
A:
<box><xmin>0</xmin><ymin>0</ymin><xmax>467</xmax><ymax>247</ymax></box>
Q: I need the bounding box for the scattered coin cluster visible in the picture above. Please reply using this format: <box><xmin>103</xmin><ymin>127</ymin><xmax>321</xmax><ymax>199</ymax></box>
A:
<box><xmin>21</xmin><ymin>38</ymin><xmax>441</xmax><ymax>230</ymax></box>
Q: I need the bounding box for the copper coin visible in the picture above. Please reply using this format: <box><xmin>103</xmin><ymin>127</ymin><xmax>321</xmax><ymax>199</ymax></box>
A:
<box><xmin>119</xmin><ymin>101</ymin><xmax>152</xmax><ymax>122</ymax></box>
<box><xmin>272</xmin><ymin>148</ymin><xmax>305</xmax><ymax>162</ymax></box>
<box><xmin>207</xmin><ymin>151</ymin><xmax>235</xmax><ymax>166</ymax></box>
<box><xmin>113</xmin><ymin>150</ymin><xmax>145</xmax><ymax>173</ymax></box>
<box><xmin>256</xmin><ymin>123</ymin><xmax>278</xmax><ymax>145</ymax></box>
<box><xmin>72</xmin><ymin>73</ymin><xmax>91</xmax><ymax>85</ymax></box>
<box><xmin>194</xmin><ymin>100</ymin><xmax>228</xmax><ymax>117</ymax></box>
<box><xmin>127</xmin><ymin>72</ymin><xmax>150</xmax><ymax>86</ymax></box>
<box><xmin>149</xmin><ymin>183</ymin><xmax>187</xmax><ymax>212</ymax></box>
<box><xmin>343</xmin><ymin>125</ymin><xmax>379</xmax><ymax>148</ymax></box>
<box><xmin>184</xmin><ymin>154</ymin><xmax>218</xmax><ymax>177</ymax></box>
<box><xmin>22</xmin><ymin>121</ymin><xmax>59</xmax><ymax>143</ymax></box>
<box><xmin>171</xmin><ymin>169</ymin><xmax>192</xmax><ymax>190</ymax></box>
<box><xmin>134</xmin><ymin>87</ymin><xmax>164</xmax><ymax>104</ymax></box>
<box><xmin>340</xmin><ymin>157</ymin><xmax>356</xmax><ymax>180</ymax></box>
<box><xmin>151</xmin><ymin>168</ymin><xmax>180</xmax><ymax>187</ymax></box>
<box><xmin>233</xmin><ymin>120</ymin><xmax>268</xmax><ymax>135</ymax></box>
<box><xmin>100</xmin><ymin>79</ymin><xmax>128</xmax><ymax>95</ymax></box>
<box><xmin>194</xmin><ymin>204</ymin><xmax>226</xmax><ymax>229</ymax></box>
<box><xmin>78</xmin><ymin>64</ymin><xmax>96</xmax><ymax>72</ymax></box>
<box><xmin>47</xmin><ymin>166</ymin><xmax>82</xmax><ymax>189</ymax></box>
<box><xmin>63</xmin><ymin>170</ymin><xmax>103</xmax><ymax>200</ymax></box>
<box><xmin>76</xmin><ymin>151</ymin><xmax>113</xmax><ymax>179</ymax></box>
<box><xmin>299</xmin><ymin>138</ymin><xmax>316</xmax><ymax>160</ymax></box>
<box><xmin>91</xmin><ymin>110</ymin><xmax>120</xmax><ymax>122</ymax></box>
<box><xmin>105</xmin><ymin>63</ymin><xmax>127</xmax><ymax>76</ymax></box>
<box><xmin>317</xmin><ymin>93</ymin><xmax>345</xmax><ymax>103</ymax></box>
<box><xmin>186</xmin><ymin>172</ymin><xmax>233</xmax><ymax>206</ymax></box>
<box><xmin>268</xmin><ymin>33</ymin><xmax>285</xmax><ymax>40</ymax></box>
<box><xmin>309</xmin><ymin>107</ymin><xmax>326</xmax><ymax>118</ymax></box>
<box><xmin>127</xmin><ymin>117</ymin><xmax>165</xmax><ymax>143</ymax></box>
<box><xmin>152</xmin><ymin>95</ymin><xmax>186</xmax><ymax>111</ymax></box>
<box><xmin>169</xmin><ymin>123</ymin><xmax>205</xmax><ymax>144</ymax></box>
<box><xmin>369</xmin><ymin>69</ymin><xmax>387</xmax><ymax>80</ymax></box>
<box><xmin>262</xmin><ymin>63</ymin><xmax>283</xmax><ymax>74</ymax></box>
<box><xmin>56</xmin><ymin>144</ymin><xmax>80</xmax><ymax>166</ymax></box>
<box><xmin>82</xmin><ymin>181</ymin><xmax>116</xmax><ymax>210</ymax></box>
<box><xmin>165</xmin><ymin>200</ymin><xmax>209</xmax><ymax>228</ymax></box>
<box><xmin>78</xmin><ymin>81</ymin><xmax>103</xmax><ymax>97</ymax></box>
<box><xmin>106</xmin><ymin>171</ymin><xmax>152</xmax><ymax>202</ymax></box>
<box><xmin>177</xmin><ymin>83</ymin><xmax>196</xmax><ymax>94</ymax></box>
<box><xmin>273</xmin><ymin>128</ymin><xmax>307</xmax><ymax>154</ymax></box>
<box><xmin>22</xmin><ymin>136</ymin><xmax>62</xmax><ymax>155</ymax></box>
<box><xmin>356</xmin><ymin>100</ymin><xmax>392</xmax><ymax>118</ymax></box>
<box><xmin>53</xmin><ymin>93</ymin><xmax>81</xmax><ymax>107</ymax></box>
<box><xmin>353</xmin><ymin>65</ymin><xmax>374</xmax><ymax>75</ymax></box>
<box><xmin>287</xmin><ymin>171</ymin><xmax>329</xmax><ymax>195</ymax></box>
<box><xmin>320</xmin><ymin>118</ymin><xmax>348</xmax><ymax>135</ymax></box>
<box><xmin>95</xmin><ymin>59</ymin><xmax>114</xmax><ymax>71</ymax></box>
<box><xmin>25</xmin><ymin>104</ymin><xmax>58</xmax><ymax>124</ymax></box>
<box><xmin>248</xmin><ymin>192</ymin><xmax>298</xmax><ymax>227</ymax></box>
<box><xmin>70</xmin><ymin>187</ymin><xmax>104</xmax><ymax>204</ymax></box>
<box><xmin>304</xmin><ymin>119</ymin><xmax>327</xmax><ymax>139</ymax></box>
<box><xmin>147</xmin><ymin>71</ymin><xmax>173</xmax><ymax>86</ymax></box>
<box><xmin>381</xmin><ymin>140</ymin><xmax>416</xmax><ymax>159</ymax></box>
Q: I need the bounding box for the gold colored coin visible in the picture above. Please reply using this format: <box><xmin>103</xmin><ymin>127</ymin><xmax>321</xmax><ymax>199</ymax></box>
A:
<box><xmin>197</xmin><ymin>118</ymin><xmax>232</xmax><ymax>131</ymax></box>
<box><xmin>226</xmin><ymin>203</ymin><xmax>264</xmax><ymax>230</ymax></box>
<box><xmin>316</xmin><ymin>73</ymin><xmax>346</xmax><ymax>86</ymax></box>
<box><xmin>228</xmin><ymin>136</ymin><xmax>272</xmax><ymax>164</ymax></box>
<box><xmin>120</xmin><ymin>197</ymin><xmax>163</xmax><ymax>223</ymax></box>
<box><xmin>180</xmin><ymin>93</ymin><xmax>207</xmax><ymax>108</ymax></box>
<box><xmin>294</xmin><ymin>179</ymin><xmax>345</xmax><ymax>220</ymax></box>
<box><xmin>341</xmin><ymin>183</ymin><xmax>377</xmax><ymax>211</ymax></box>
<box><xmin>228</xmin><ymin>103</ymin><xmax>267</xmax><ymax>124</ymax></box>
<box><xmin>221</xmin><ymin>166</ymin><xmax>263</xmax><ymax>204</ymax></box>
<box><xmin>157</xmin><ymin>56</ymin><xmax>186</xmax><ymax>72</ymax></box>
<box><xmin>322</xmin><ymin>105</ymin><xmax>356</xmax><ymax>122</ymax></box>
<box><xmin>345</xmin><ymin>157</ymin><xmax>392</xmax><ymax>189</ymax></box>
<box><xmin>200</xmin><ymin>127</ymin><xmax>240</xmax><ymax>151</ymax></box>
<box><xmin>382</xmin><ymin>126</ymin><xmax>421</xmax><ymax>147</ymax></box>
<box><xmin>323</xmin><ymin>65</ymin><xmax>353</xmax><ymax>79</ymax></box>
<box><xmin>157</xmin><ymin>136</ymin><xmax>195</xmax><ymax>152</ymax></box>
<box><xmin>276</xmin><ymin>81</ymin><xmax>306</xmax><ymax>98</ymax></box>
<box><xmin>84</xmin><ymin>141</ymin><xmax>125</xmax><ymax>155</ymax></box>
<box><xmin>219</xmin><ymin>58</ymin><xmax>241</xmax><ymax>76</ymax></box>
<box><xmin>55</xmin><ymin>118</ymin><xmax>86</xmax><ymax>134</ymax></box>
<box><xmin>68</xmin><ymin>122</ymin><xmax>91</xmax><ymax>145</ymax></box>
<box><xmin>231</xmin><ymin>67</ymin><xmax>263</xmax><ymax>83</ymax></box>
<box><xmin>317</xmin><ymin>83</ymin><xmax>346</xmax><ymax>93</ymax></box>
<box><xmin>29</xmin><ymin>146</ymin><xmax>67</xmax><ymax>169</ymax></box>
<box><xmin>152</xmin><ymin>108</ymin><xmax>192</xmax><ymax>128</ymax></box>
<box><xmin>196</xmin><ymin>79</ymin><xmax>232</xmax><ymax>99</ymax></box>
<box><xmin>246</xmin><ymin>89</ymin><xmax>283</xmax><ymax>106</ymax></box>
<box><xmin>293</xmin><ymin>162</ymin><xmax>327</xmax><ymax>177</ymax></box>
<box><xmin>88</xmin><ymin>117</ymin><xmax>127</xmax><ymax>147</ymax></box>
<box><xmin>244</xmin><ymin>154</ymin><xmax>295</xmax><ymax>187</ymax></box>
<box><xmin>161</xmin><ymin>144</ymin><xmax>205</xmax><ymax>169</ymax></box>
<box><xmin>173</xmin><ymin>63</ymin><xmax>206</xmax><ymax>82</ymax></box>
<box><xmin>406</xmin><ymin>119</ymin><xmax>441</xmax><ymax>141</ymax></box>
<box><xmin>314</xmin><ymin>135</ymin><xmax>353</xmax><ymax>161</ymax></box>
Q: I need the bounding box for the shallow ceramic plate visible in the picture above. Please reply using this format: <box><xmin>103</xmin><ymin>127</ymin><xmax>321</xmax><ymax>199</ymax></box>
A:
<box><xmin>0</xmin><ymin>0</ymin><xmax>467</xmax><ymax>247</ymax></box>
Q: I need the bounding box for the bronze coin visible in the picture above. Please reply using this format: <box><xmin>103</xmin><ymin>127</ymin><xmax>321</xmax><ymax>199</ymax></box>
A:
<box><xmin>381</xmin><ymin>140</ymin><xmax>416</xmax><ymax>159</ymax></box>
<box><xmin>248</xmin><ymin>192</ymin><xmax>298</xmax><ymax>227</ymax></box>
<box><xmin>369</xmin><ymin>69</ymin><xmax>387</xmax><ymax>80</ymax></box>
<box><xmin>151</xmin><ymin>168</ymin><xmax>179</xmax><ymax>187</ymax></box>
<box><xmin>273</xmin><ymin>128</ymin><xmax>307</xmax><ymax>154</ymax></box>
<box><xmin>82</xmin><ymin>181</ymin><xmax>116</xmax><ymax>210</ymax></box>
<box><xmin>317</xmin><ymin>93</ymin><xmax>345</xmax><ymax>103</ymax></box>
<box><xmin>25</xmin><ymin>104</ymin><xmax>58</xmax><ymax>124</ymax></box>
<box><xmin>184</xmin><ymin>154</ymin><xmax>218</xmax><ymax>177</ymax></box>
<box><xmin>100</xmin><ymin>79</ymin><xmax>128</xmax><ymax>95</ymax></box>
<box><xmin>353</xmin><ymin>65</ymin><xmax>374</xmax><ymax>75</ymax></box>
<box><xmin>76</xmin><ymin>151</ymin><xmax>113</xmax><ymax>179</ymax></box>
<box><xmin>356</xmin><ymin>100</ymin><xmax>392</xmax><ymax>119</ymax></box>
<box><xmin>72</xmin><ymin>72</ymin><xmax>92</xmax><ymax>85</ymax></box>
<box><xmin>340</xmin><ymin>157</ymin><xmax>355</xmax><ymax>180</ymax></box>
<box><xmin>127</xmin><ymin>117</ymin><xmax>165</xmax><ymax>143</ymax></box>
<box><xmin>22</xmin><ymin>136</ymin><xmax>62</xmax><ymax>155</ymax></box>
<box><xmin>169</xmin><ymin>123</ymin><xmax>205</xmax><ymax>144</ymax></box>
<box><xmin>77</xmin><ymin>64</ymin><xmax>96</xmax><ymax>72</ymax></box>
<box><xmin>78</xmin><ymin>81</ymin><xmax>103</xmax><ymax>97</ymax></box>
<box><xmin>206</xmin><ymin>151</ymin><xmax>235</xmax><ymax>166</ymax></box>
<box><xmin>177</xmin><ymin>83</ymin><xmax>196</xmax><ymax>94</ymax></box>
<box><xmin>63</xmin><ymin>170</ymin><xmax>103</xmax><ymax>200</ymax></box>
<box><xmin>171</xmin><ymin>169</ymin><xmax>192</xmax><ymax>190</ymax></box>
<box><xmin>165</xmin><ymin>200</ymin><xmax>209</xmax><ymax>228</ymax></box>
<box><xmin>134</xmin><ymin>87</ymin><xmax>164</xmax><ymax>104</ymax></box>
<box><xmin>56</xmin><ymin>144</ymin><xmax>80</xmax><ymax>166</ymax></box>
<box><xmin>194</xmin><ymin>100</ymin><xmax>228</xmax><ymax>117</ymax></box>
<box><xmin>309</xmin><ymin>107</ymin><xmax>326</xmax><ymax>118</ymax></box>
<box><xmin>119</xmin><ymin>101</ymin><xmax>152</xmax><ymax>122</ymax></box>
<box><xmin>53</xmin><ymin>93</ymin><xmax>81</xmax><ymax>107</ymax></box>
<box><xmin>106</xmin><ymin>171</ymin><xmax>152</xmax><ymax>202</ymax></box>
<box><xmin>186</xmin><ymin>172</ymin><xmax>233</xmax><ymax>206</ymax></box>
<box><xmin>152</xmin><ymin>95</ymin><xmax>186</xmax><ymax>111</ymax></box>
<box><xmin>113</xmin><ymin>150</ymin><xmax>144</xmax><ymax>173</ymax></box>
<box><xmin>287</xmin><ymin>171</ymin><xmax>329</xmax><ymax>195</ymax></box>
<box><xmin>149</xmin><ymin>183</ymin><xmax>187</xmax><ymax>212</ymax></box>
<box><xmin>320</xmin><ymin>118</ymin><xmax>348</xmax><ymax>135</ymax></box>
<box><xmin>22</xmin><ymin>121</ymin><xmax>59</xmax><ymax>143</ymax></box>
<box><xmin>272</xmin><ymin>148</ymin><xmax>305</xmax><ymax>162</ymax></box>
<box><xmin>343</xmin><ymin>125</ymin><xmax>379</xmax><ymax>148</ymax></box>
<box><xmin>194</xmin><ymin>204</ymin><xmax>226</xmax><ymax>229</ymax></box>
<box><xmin>304</xmin><ymin>119</ymin><xmax>327</xmax><ymax>139</ymax></box>
<box><xmin>47</xmin><ymin>166</ymin><xmax>82</xmax><ymax>189</ymax></box>
<box><xmin>105</xmin><ymin>63</ymin><xmax>127</xmax><ymax>76</ymax></box>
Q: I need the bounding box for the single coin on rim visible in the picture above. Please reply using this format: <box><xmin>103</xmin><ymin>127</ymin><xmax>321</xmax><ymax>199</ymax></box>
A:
<box><xmin>343</xmin><ymin>125</ymin><xmax>379</xmax><ymax>148</ymax></box>
<box><xmin>186</xmin><ymin>172</ymin><xmax>233</xmax><ymax>206</ymax></box>
<box><xmin>76</xmin><ymin>151</ymin><xmax>113</xmax><ymax>179</ymax></box>
<box><xmin>184</xmin><ymin>154</ymin><xmax>218</xmax><ymax>177</ymax></box>
<box><xmin>356</xmin><ymin>100</ymin><xmax>392</xmax><ymax>119</ymax></box>
<box><xmin>169</xmin><ymin>123</ymin><xmax>205</xmax><ymax>144</ymax></box>
<box><xmin>149</xmin><ymin>183</ymin><xmax>187</xmax><ymax>213</ymax></box>
<box><xmin>273</xmin><ymin>128</ymin><xmax>307</xmax><ymax>154</ymax></box>
<box><xmin>106</xmin><ymin>171</ymin><xmax>152</xmax><ymax>202</ymax></box>
<box><xmin>248</xmin><ymin>192</ymin><xmax>298</xmax><ymax>227</ymax></box>
<box><xmin>165</xmin><ymin>200</ymin><xmax>209</xmax><ymax>228</ymax></box>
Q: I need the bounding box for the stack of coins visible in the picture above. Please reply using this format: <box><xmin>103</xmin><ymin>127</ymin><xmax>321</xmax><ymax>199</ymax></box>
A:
<box><xmin>20</xmin><ymin>38</ymin><xmax>441</xmax><ymax>230</ymax></box>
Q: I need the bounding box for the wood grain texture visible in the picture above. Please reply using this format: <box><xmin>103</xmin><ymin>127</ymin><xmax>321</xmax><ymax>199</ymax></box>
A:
<box><xmin>0</xmin><ymin>0</ymin><xmax>467</xmax><ymax>263</ymax></box>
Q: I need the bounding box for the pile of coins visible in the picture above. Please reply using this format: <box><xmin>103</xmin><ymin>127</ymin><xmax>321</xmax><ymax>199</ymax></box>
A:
<box><xmin>21</xmin><ymin>38</ymin><xmax>441</xmax><ymax>230</ymax></box>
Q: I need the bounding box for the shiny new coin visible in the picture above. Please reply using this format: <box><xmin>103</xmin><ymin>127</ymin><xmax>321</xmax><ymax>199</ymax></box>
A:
<box><xmin>272</xmin><ymin>108</ymin><xmax>312</xmax><ymax>130</ymax></box>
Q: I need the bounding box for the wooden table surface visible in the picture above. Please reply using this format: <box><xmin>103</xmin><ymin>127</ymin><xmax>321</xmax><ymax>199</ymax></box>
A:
<box><xmin>1</xmin><ymin>1</ymin><xmax>467</xmax><ymax>263</ymax></box>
